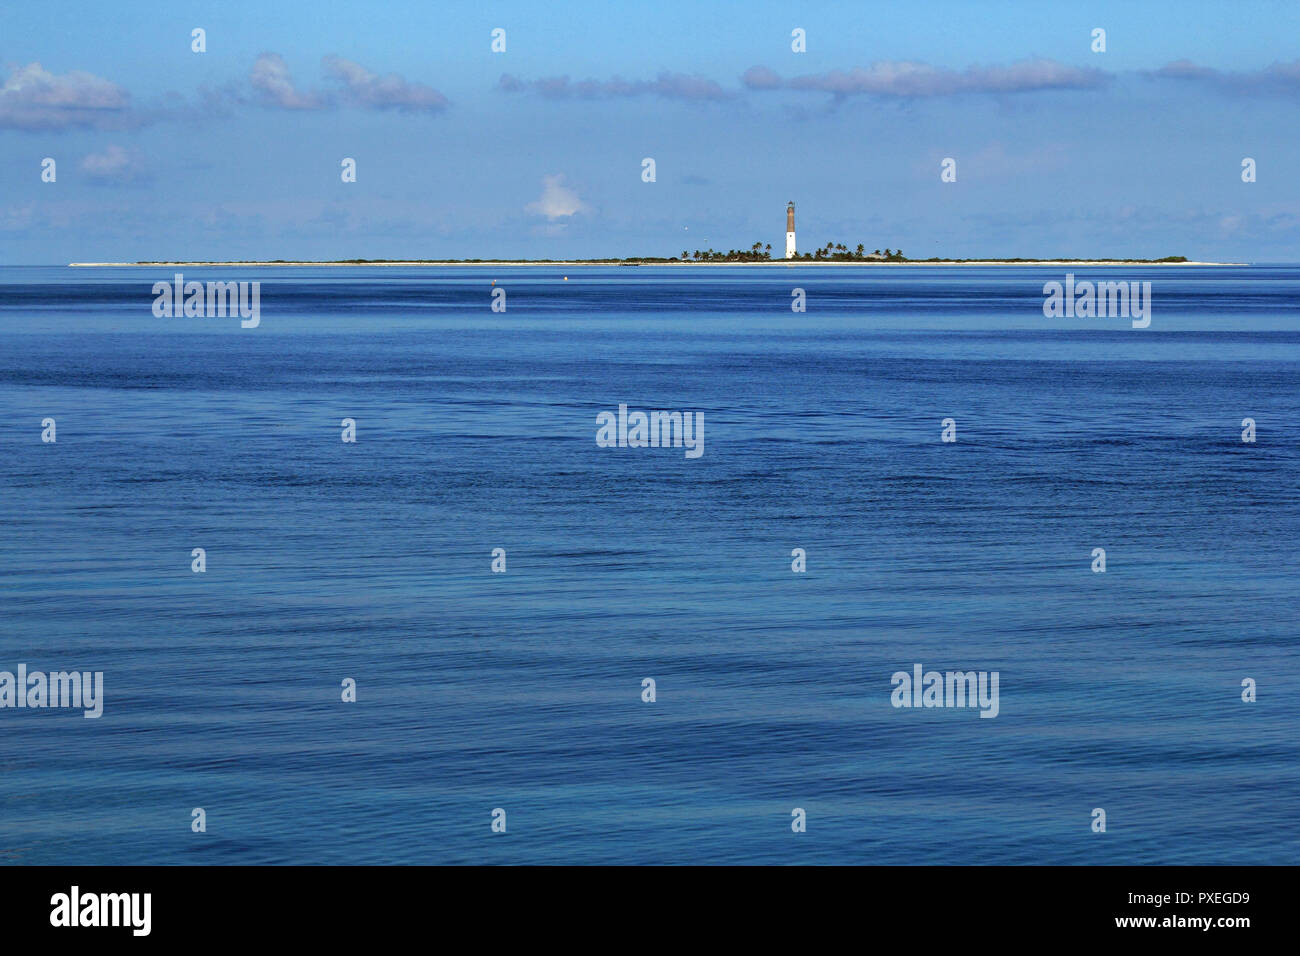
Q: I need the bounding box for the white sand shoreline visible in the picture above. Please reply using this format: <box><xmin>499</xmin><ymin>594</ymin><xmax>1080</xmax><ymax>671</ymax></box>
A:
<box><xmin>69</xmin><ymin>260</ymin><xmax>1243</xmax><ymax>267</ymax></box>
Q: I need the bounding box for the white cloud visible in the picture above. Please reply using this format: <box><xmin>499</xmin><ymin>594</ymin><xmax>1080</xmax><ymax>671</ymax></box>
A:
<box><xmin>322</xmin><ymin>55</ymin><xmax>447</xmax><ymax>112</ymax></box>
<box><xmin>1146</xmin><ymin>59</ymin><xmax>1300</xmax><ymax>94</ymax></box>
<box><xmin>745</xmin><ymin>58</ymin><xmax>1110</xmax><ymax>97</ymax></box>
<box><xmin>0</xmin><ymin>62</ymin><xmax>131</xmax><ymax>130</ymax></box>
<box><xmin>249</xmin><ymin>53</ymin><xmax>449</xmax><ymax>112</ymax></box>
<box><xmin>526</xmin><ymin>175</ymin><xmax>587</xmax><ymax>220</ymax></box>
<box><xmin>499</xmin><ymin>71</ymin><xmax>730</xmax><ymax>101</ymax></box>
<box><xmin>249</xmin><ymin>53</ymin><xmax>327</xmax><ymax>109</ymax></box>
<box><xmin>80</xmin><ymin>144</ymin><xmax>148</xmax><ymax>183</ymax></box>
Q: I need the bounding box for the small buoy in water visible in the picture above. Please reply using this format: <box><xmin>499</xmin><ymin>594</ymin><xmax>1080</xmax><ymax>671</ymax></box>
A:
<box><xmin>563</xmin><ymin>276</ymin><xmax>568</xmax><ymax>281</ymax></box>
<box><xmin>491</xmin><ymin>280</ymin><xmax>495</xmax><ymax>285</ymax></box>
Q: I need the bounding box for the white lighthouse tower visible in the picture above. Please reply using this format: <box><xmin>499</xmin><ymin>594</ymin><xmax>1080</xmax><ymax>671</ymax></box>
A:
<box><xmin>785</xmin><ymin>202</ymin><xmax>796</xmax><ymax>258</ymax></box>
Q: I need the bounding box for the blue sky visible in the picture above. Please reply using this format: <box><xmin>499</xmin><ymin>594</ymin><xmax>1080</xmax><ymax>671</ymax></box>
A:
<box><xmin>3</xmin><ymin>0</ymin><xmax>1300</xmax><ymax>261</ymax></box>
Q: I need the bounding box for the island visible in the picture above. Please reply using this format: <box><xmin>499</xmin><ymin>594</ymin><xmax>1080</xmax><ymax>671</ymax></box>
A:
<box><xmin>71</xmin><ymin>251</ymin><xmax>1230</xmax><ymax>267</ymax></box>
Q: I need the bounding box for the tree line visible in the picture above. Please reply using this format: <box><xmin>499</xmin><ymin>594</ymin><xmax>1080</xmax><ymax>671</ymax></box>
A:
<box><xmin>679</xmin><ymin>242</ymin><xmax>906</xmax><ymax>262</ymax></box>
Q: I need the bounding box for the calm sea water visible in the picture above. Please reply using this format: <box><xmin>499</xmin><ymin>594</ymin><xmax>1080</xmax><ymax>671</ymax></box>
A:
<box><xmin>0</xmin><ymin>264</ymin><xmax>1297</xmax><ymax>865</ymax></box>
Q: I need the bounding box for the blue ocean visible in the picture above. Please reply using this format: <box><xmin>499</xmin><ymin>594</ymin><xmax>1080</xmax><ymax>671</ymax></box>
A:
<box><xmin>0</xmin><ymin>264</ymin><xmax>1296</xmax><ymax>865</ymax></box>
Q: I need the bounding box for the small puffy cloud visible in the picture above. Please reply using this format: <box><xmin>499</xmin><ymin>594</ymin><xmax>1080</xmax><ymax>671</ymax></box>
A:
<box><xmin>0</xmin><ymin>62</ymin><xmax>131</xmax><ymax>130</ymax></box>
<box><xmin>526</xmin><ymin>174</ymin><xmax>586</xmax><ymax>220</ymax></box>
<box><xmin>250</xmin><ymin>53</ymin><xmax>328</xmax><ymax>109</ymax></box>
<box><xmin>322</xmin><ymin>55</ymin><xmax>448</xmax><ymax>112</ymax></box>
<box><xmin>249</xmin><ymin>53</ymin><xmax>448</xmax><ymax>112</ymax></box>
<box><xmin>744</xmin><ymin>58</ymin><xmax>1110</xmax><ymax>97</ymax></box>
<box><xmin>79</xmin><ymin>144</ymin><xmax>149</xmax><ymax>183</ymax></box>
<box><xmin>499</xmin><ymin>71</ymin><xmax>730</xmax><ymax>100</ymax></box>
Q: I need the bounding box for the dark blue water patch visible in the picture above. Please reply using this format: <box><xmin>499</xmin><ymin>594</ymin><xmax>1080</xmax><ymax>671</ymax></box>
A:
<box><xmin>0</xmin><ymin>265</ymin><xmax>1296</xmax><ymax>865</ymax></box>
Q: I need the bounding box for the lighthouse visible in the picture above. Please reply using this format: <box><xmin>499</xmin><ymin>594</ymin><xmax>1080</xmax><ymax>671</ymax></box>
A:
<box><xmin>785</xmin><ymin>202</ymin><xmax>796</xmax><ymax>259</ymax></box>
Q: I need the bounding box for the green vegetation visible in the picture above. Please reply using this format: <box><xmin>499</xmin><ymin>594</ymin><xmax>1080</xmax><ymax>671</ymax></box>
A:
<box><xmin>122</xmin><ymin>252</ymin><xmax>1191</xmax><ymax>265</ymax></box>
<box><xmin>676</xmin><ymin>241</ymin><xmax>902</xmax><ymax>262</ymax></box>
<box><xmin>679</xmin><ymin>242</ymin><xmax>774</xmax><ymax>262</ymax></box>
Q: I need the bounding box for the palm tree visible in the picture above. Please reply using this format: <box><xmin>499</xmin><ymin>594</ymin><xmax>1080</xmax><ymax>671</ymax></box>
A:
<box><xmin>894</xmin><ymin>249</ymin><xmax>903</xmax><ymax>259</ymax></box>
<box><xmin>884</xmin><ymin>248</ymin><xmax>892</xmax><ymax>258</ymax></box>
<box><xmin>873</xmin><ymin>249</ymin><xmax>881</xmax><ymax>256</ymax></box>
<box><xmin>856</xmin><ymin>244</ymin><xmax>865</xmax><ymax>257</ymax></box>
<box><xmin>764</xmin><ymin>243</ymin><xmax>772</xmax><ymax>257</ymax></box>
<box><xmin>682</xmin><ymin>250</ymin><xmax>689</xmax><ymax>260</ymax></box>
